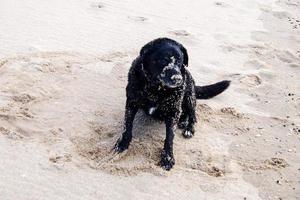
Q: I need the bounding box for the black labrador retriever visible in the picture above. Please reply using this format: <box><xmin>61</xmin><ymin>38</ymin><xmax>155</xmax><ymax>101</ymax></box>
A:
<box><xmin>114</xmin><ymin>38</ymin><xmax>230</xmax><ymax>170</ymax></box>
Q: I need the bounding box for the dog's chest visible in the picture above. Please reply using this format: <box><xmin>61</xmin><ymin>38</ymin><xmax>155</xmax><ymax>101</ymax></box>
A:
<box><xmin>142</xmin><ymin>86</ymin><xmax>184</xmax><ymax>116</ymax></box>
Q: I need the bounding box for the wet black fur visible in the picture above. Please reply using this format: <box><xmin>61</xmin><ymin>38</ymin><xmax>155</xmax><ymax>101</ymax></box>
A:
<box><xmin>114</xmin><ymin>38</ymin><xmax>230</xmax><ymax>170</ymax></box>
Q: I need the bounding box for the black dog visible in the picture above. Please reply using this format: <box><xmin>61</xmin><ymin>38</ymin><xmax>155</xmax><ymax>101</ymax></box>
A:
<box><xmin>114</xmin><ymin>38</ymin><xmax>230</xmax><ymax>170</ymax></box>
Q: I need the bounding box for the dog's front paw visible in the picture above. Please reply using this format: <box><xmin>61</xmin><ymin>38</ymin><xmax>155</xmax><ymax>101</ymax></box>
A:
<box><xmin>182</xmin><ymin>125</ymin><xmax>195</xmax><ymax>138</ymax></box>
<box><xmin>114</xmin><ymin>137</ymin><xmax>130</xmax><ymax>153</ymax></box>
<box><xmin>160</xmin><ymin>150</ymin><xmax>175</xmax><ymax>170</ymax></box>
<box><xmin>182</xmin><ymin>129</ymin><xmax>194</xmax><ymax>138</ymax></box>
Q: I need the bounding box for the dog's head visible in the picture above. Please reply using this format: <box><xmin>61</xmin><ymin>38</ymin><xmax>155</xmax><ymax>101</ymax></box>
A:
<box><xmin>140</xmin><ymin>38</ymin><xmax>188</xmax><ymax>88</ymax></box>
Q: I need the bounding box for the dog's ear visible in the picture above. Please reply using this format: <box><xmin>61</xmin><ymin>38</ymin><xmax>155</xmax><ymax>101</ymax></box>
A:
<box><xmin>179</xmin><ymin>44</ymin><xmax>188</xmax><ymax>67</ymax></box>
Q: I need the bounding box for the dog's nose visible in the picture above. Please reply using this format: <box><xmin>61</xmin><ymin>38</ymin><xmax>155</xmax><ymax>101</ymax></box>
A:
<box><xmin>171</xmin><ymin>74</ymin><xmax>183</xmax><ymax>83</ymax></box>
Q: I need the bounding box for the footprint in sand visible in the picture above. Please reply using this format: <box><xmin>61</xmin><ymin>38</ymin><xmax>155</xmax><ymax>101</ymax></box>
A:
<box><xmin>264</xmin><ymin>158</ymin><xmax>289</xmax><ymax>169</ymax></box>
<box><xmin>205</xmin><ymin>166</ymin><xmax>225</xmax><ymax>177</ymax></box>
<box><xmin>18</xmin><ymin>108</ymin><xmax>34</xmax><ymax>119</ymax></box>
<box><xmin>90</xmin><ymin>2</ymin><xmax>105</xmax><ymax>9</ymax></box>
<box><xmin>283</xmin><ymin>0</ymin><xmax>300</xmax><ymax>7</ymax></box>
<box><xmin>0</xmin><ymin>126</ymin><xmax>24</xmax><ymax>140</ymax></box>
<box><xmin>276</xmin><ymin>50</ymin><xmax>299</xmax><ymax>64</ymax></box>
<box><xmin>243</xmin><ymin>60</ymin><xmax>266</xmax><ymax>70</ymax></box>
<box><xmin>184</xmin><ymin>150</ymin><xmax>227</xmax><ymax>177</ymax></box>
<box><xmin>168</xmin><ymin>30</ymin><xmax>191</xmax><ymax>37</ymax></box>
<box><xmin>220</xmin><ymin>107</ymin><xmax>244</xmax><ymax>118</ymax></box>
<box><xmin>241</xmin><ymin>157</ymin><xmax>289</xmax><ymax>171</ymax></box>
<box><xmin>295</xmin><ymin>50</ymin><xmax>300</xmax><ymax>58</ymax></box>
<box><xmin>12</xmin><ymin>94</ymin><xmax>36</xmax><ymax>104</ymax></box>
<box><xmin>128</xmin><ymin>16</ymin><xmax>148</xmax><ymax>22</ymax></box>
<box><xmin>239</xmin><ymin>74</ymin><xmax>262</xmax><ymax>87</ymax></box>
<box><xmin>289</xmin><ymin>63</ymin><xmax>299</xmax><ymax>68</ymax></box>
<box><xmin>271</xmin><ymin>11</ymin><xmax>290</xmax><ymax>20</ymax></box>
<box><xmin>219</xmin><ymin>45</ymin><xmax>236</xmax><ymax>53</ymax></box>
<box><xmin>99</xmin><ymin>51</ymin><xmax>130</xmax><ymax>62</ymax></box>
<box><xmin>10</xmin><ymin>94</ymin><xmax>36</xmax><ymax>119</ymax></box>
<box><xmin>0</xmin><ymin>59</ymin><xmax>8</xmax><ymax>68</ymax></box>
<box><xmin>49</xmin><ymin>153</ymin><xmax>72</xmax><ymax>164</ymax></box>
<box><xmin>214</xmin><ymin>1</ymin><xmax>230</xmax><ymax>8</ymax></box>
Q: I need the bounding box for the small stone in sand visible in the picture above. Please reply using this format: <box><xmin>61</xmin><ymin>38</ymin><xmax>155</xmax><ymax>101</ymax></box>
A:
<box><xmin>276</xmin><ymin>180</ymin><xmax>281</xmax><ymax>185</ymax></box>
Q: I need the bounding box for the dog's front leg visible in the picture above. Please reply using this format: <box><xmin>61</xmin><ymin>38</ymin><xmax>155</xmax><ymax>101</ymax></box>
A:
<box><xmin>160</xmin><ymin>118</ymin><xmax>176</xmax><ymax>170</ymax></box>
<box><xmin>114</xmin><ymin>100</ymin><xmax>138</xmax><ymax>153</ymax></box>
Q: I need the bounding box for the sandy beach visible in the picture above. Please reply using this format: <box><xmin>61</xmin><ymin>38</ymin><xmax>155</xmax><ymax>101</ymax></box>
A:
<box><xmin>0</xmin><ymin>0</ymin><xmax>299</xmax><ymax>199</ymax></box>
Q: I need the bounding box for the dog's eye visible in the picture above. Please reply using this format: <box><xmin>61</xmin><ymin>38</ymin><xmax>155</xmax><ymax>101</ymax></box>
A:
<box><xmin>162</xmin><ymin>59</ymin><xmax>170</xmax><ymax>65</ymax></box>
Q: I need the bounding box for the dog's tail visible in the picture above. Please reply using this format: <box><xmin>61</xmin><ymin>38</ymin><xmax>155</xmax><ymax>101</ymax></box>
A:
<box><xmin>195</xmin><ymin>80</ymin><xmax>230</xmax><ymax>99</ymax></box>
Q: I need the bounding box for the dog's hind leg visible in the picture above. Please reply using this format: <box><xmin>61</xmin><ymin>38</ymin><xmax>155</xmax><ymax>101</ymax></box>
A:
<box><xmin>180</xmin><ymin>95</ymin><xmax>196</xmax><ymax>138</ymax></box>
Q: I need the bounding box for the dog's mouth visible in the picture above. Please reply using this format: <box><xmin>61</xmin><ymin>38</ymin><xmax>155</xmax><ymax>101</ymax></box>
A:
<box><xmin>158</xmin><ymin>72</ymin><xmax>183</xmax><ymax>88</ymax></box>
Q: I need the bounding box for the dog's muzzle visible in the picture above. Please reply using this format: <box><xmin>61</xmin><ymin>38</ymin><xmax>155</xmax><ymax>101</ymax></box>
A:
<box><xmin>159</xmin><ymin>69</ymin><xmax>183</xmax><ymax>88</ymax></box>
<box><xmin>171</xmin><ymin>74</ymin><xmax>183</xmax><ymax>84</ymax></box>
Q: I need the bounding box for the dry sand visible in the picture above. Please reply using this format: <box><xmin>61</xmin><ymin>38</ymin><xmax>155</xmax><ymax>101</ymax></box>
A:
<box><xmin>0</xmin><ymin>0</ymin><xmax>300</xmax><ymax>199</ymax></box>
